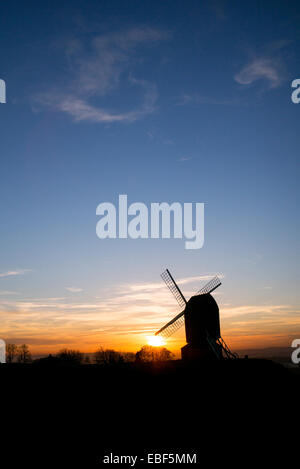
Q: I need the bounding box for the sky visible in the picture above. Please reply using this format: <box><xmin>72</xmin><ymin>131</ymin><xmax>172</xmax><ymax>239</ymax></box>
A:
<box><xmin>0</xmin><ymin>0</ymin><xmax>299</xmax><ymax>355</ymax></box>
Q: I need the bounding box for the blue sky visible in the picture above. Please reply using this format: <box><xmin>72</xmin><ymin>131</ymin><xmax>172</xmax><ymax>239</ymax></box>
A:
<box><xmin>0</xmin><ymin>0</ymin><xmax>299</xmax><ymax>353</ymax></box>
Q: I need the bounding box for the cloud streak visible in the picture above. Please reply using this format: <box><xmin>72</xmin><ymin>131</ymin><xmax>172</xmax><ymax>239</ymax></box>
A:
<box><xmin>234</xmin><ymin>58</ymin><xmax>283</xmax><ymax>89</ymax></box>
<box><xmin>175</xmin><ymin>93</ymin><xmax>245</xmax><ymax>107</ymax></box>
<box><xmin>65</xmin><ymin>286</ymin><xmax>84</xmax><ymax>293</ymax></box>
<box><xmin>0</xmin><ymin>269</ymin><xmax>31</xmax><ymax>278</ymax></box>
<box><xmin>34</xmin><ymin>27</ymin><xmax>169</xmax><ymax>123</ymax></box>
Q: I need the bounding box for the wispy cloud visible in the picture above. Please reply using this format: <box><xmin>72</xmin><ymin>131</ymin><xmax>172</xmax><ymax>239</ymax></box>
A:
<box><xmin>221</xmin><ymin>304</ymin><xmax>300</xmax><ymax>349</ymax></box>
<box><xmin>234</xmin><ymin>58</ymin><xmax>283</xmax><ymax>89</ymax></box>
<box><xmin>65</xmin><ymin>286</ymin><xmax>84</xmax><ymax>293</ymax></box>
<box><xmin>175</xmin><ymin>93</ymin><xmax>244</xmax><ymax>107</ymax></box>
<box><xmin>33</xmin><ymin>27</ymin><xmax>170</xmax><ymax>123</ymax></box>
<box><xmin>178</xmin><ymin>156</ymin><xmax>192</xmax><ymax>162</ymax></box>
<box><xmin>177</xmin><ymin>55</ymin><xmax>284</xmax><ymax>108</ymax></box>
<box><xmin>162</xmin><ymin>138</ymin><xmax>174</xmax><ymax>145</ymax></box>
<box><xmin>245</xmin><ymin>253</ymin><xmax>262</xmax><ymax>265</ymax></box>
<box><xmin>0</xmin><ymin>290</ymin><xmax>19</xmax><ymax>295</ymax></box>
<box><xmin>0</xmin><ymin>269</ymin><xmax>31</xmax><ymax>278</ymax></box>
<box><xmin>71</xmin><ymin>28</ymin><xmax>169</xmax><ymax>96</ymax></box>
<box><xmin>175</xmin><ymin>93</ymin><xmax>193</xmax><ymax>106</ymax></box>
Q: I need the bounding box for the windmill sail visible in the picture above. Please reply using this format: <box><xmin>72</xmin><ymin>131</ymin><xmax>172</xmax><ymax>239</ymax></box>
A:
<box><xmin>161</xmin><ymin>269</ymin><xmax>187</xmax><ymax>308</ymax></box>
<box><xmin>197</xmin><ymin>276</ymin><xmax>221</xmax><ymax>295</ymax></box>
<box><xmin>155</xmin><ymin>310</ymin><xmax>185</xmax><ymax>337</ymax></box>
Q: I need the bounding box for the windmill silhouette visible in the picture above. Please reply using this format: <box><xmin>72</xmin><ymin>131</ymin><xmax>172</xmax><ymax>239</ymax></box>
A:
<box><xmin>155</xmin><ymin>269</ymin><xmax>237</xmax><ymax>360</ymax></box>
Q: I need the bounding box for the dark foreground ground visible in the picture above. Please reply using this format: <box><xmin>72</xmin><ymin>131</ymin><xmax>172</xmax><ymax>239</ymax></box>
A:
<box><xmin>1</xmin><ymin>359</ymin><xmax>299</xmax><ymax>468</ymax></box>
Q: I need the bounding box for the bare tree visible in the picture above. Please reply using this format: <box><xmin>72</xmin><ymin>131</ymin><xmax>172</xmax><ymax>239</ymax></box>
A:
<box><xmin>56</xmin><ymin>349</ymin><xmax>84</xmax><ymax>365</ymax></box>
<box><xmin>94</xmin><ymin>347</ymin><xmax>124</xmax><ymax>365</ymax></box>
<box><xmin>6</xmin><ymin>343</ymin><xmax>18</xmax><ymax>363</ymax></box>
<box><xmin>135</xmin><ymin>345</ymin><xmax>174</xmax><ymax>362</ymax></box>
<box><xmin>17</xmin><ymin>344</ymin><xmax>32</xmax><ymax>363</ymax></box>
<box><xmin>156</xmin><ymin>347</ymin><xmax>174</xmax><ymax>361</ymax></box>
<box><xmin>84</xmin><ymin>355</ymin><xmax>91</xmax><ymax>364</ymax></box>
<box><xmin>122</xmin><ymin>352</ymin><xmax>135</xmax><ymax>363</ymax></box>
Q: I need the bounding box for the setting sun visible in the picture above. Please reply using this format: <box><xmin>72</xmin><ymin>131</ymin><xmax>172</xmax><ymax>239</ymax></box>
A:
<box><xmin>147</xmin><ymin>335</ymin><xmax>166</xmax><ymax>347</ymax></box>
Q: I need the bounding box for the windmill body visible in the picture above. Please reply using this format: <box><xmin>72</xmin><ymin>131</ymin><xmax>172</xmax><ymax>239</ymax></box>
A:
<box><xmin>156</xmin><ymin>269</ymin><xmax>237</xmax><ymax>360</ymax></box>
<box><xmin>185</xmin><ymin>293</ymin><xmax>220</xmax><ymax>344</ymax></box>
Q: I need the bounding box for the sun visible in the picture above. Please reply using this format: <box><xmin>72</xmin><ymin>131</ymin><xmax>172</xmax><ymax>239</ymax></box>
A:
<box><xmin>147</xmin><ymin>335</ymin><xmax>166</xmax><ymax>347</ymax></box>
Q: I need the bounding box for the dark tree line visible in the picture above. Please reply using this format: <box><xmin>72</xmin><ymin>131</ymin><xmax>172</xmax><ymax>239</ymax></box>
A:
<box><xmin>4</xmin><ymin>343</ymin><xmax>174</xmax><ymax>365</ymax></box>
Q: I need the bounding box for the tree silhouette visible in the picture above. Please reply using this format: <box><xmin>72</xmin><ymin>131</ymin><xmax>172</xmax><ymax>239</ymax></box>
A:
<box><xmin>6</xmin><ymin>343</ymin><xmax>18</xmax><ymax>363</ymax></box>
<box><xmin>17</xmin><ymin>344</ymin><xmax>32</xmax><ymax>363</ymax></box>
<box><xmin>84</xmin><ymin>355</ymin><xmax>91</xmax><ymax>364</ymax></box>
<box><xmin>122</xmin><ymin>352</ymin><xmax>135</xmax><ymax>362</ymax></box>
<box><xmin>135</xmin><ymin>345</ymin><xmax>174</xmax><ymax>362</ymax></box>
<box><xmin>94</xmin><ymin>347</ymin><xmax>124</xmax><ymax>365</ymax></box>
<box><xmin>56</xmin><ymin>349</ymin><xmax>84</xmax><ymax>365</ymax></box>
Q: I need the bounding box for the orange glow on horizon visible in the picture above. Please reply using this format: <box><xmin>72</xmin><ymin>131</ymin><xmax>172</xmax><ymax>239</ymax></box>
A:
<box><xmin>2</xmin><ymin>332</ymin><xmax>296</xmax><ymax>357</ymax></box>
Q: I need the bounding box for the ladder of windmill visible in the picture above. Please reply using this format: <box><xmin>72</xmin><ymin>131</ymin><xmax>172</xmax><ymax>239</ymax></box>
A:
<box><xmin>217</xmin><ymin>337</ymin><xmax>238</xmax><ymax>359</ymax></box>
<box><xmin>206</xmin><ymin>331</ymin><xmax>223</xmax><ymax>359</ymax></box>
